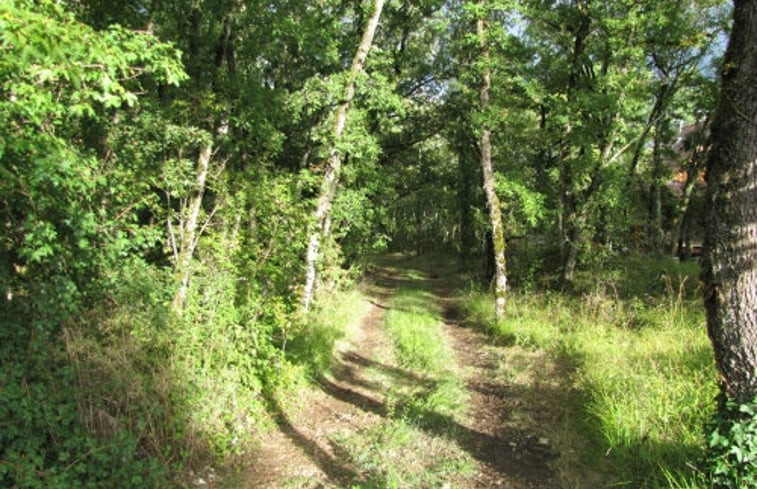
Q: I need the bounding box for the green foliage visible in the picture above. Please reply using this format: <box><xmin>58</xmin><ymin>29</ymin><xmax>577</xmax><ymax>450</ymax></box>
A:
<box><xmin>494</xmin><ymin>176</ymin><xmax>546</xmax><ymax>229</ymax></box>
<box><xmin>0</xmin><ymin>259</ymin><xmax>170</xmax><ymax>488</ymax></box>
<box><xmin>174</xmin><ymin>239</ymin><xmax>273</xmax><ymax>460</ymax></box>
<box><xmin>0</xmin><ymin>0</ymin><xmax>738</xmax><ymax>485</ymax></box>
<box><xmin>704</xmin><ymin>397</ymin><xmax>757</xmax><ymax>489</ymax></box>
<box><xmin>0</xmin><ymin>2</ymin><xmax>190</xmax><ymax>486</ymax></box>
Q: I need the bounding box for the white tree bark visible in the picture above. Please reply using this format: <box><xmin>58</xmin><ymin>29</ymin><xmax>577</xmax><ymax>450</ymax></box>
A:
<box><xmin>302</xmin><ymin>0</ymin><xmax>385</xmax><ymax>313</ymax></box>
<box><xmin>477</xmin><ymin>12</ymin><xmax>507</xmax><ymax>321</ymax></box>
<box><xmin>173</xmin><ymin>144</ymin><xmax>212</xmax><ymax>311</ymax></box>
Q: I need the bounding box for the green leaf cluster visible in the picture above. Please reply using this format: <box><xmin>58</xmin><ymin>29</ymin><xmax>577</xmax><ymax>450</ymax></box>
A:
<box><xmin>704</xmin><ymin>397</ymin><xmax>757</xmax><ymax>488</ymax></box>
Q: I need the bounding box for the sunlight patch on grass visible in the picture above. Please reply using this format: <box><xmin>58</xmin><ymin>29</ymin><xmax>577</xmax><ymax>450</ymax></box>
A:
<box><xmin>460</xmin><ymin>276</ymin><xmax>718</xmax><ymax>487</ymax></box>
<box><xmin>287</xmin><ymin>288</ymin><xmax>371</xmax><ymax>379</ymax></box>
<box><xmin>334</xmin><ymin>421</ymin><xmax>474</xmax><ymax>489</ymax></box>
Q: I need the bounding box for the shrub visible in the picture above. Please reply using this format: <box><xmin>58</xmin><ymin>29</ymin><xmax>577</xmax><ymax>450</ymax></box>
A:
<box><xmin>704</xmin><ymin>396</ymin><xmax>757</xmax><ymax>489</ymax></box>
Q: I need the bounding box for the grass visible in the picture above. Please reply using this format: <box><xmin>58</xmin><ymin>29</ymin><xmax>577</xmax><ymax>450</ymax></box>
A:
<box><xmin>331</xmin><ymin>259</ymin><xmax>475</xmax><ymax>488</ymax></box>
<box><xmin>335</xmin><ymin>421</ymin><xmax>474</xmax><ymax>489</ymax></box>
<box><xmin>287</xmin><ymin>287</ymin><xmax>373</xmax><ymax>380</ymax></box>
<box><xmin>460</xmin><ymin>256</ymin><xmax>718</xmax><ymax>487</ymax></box>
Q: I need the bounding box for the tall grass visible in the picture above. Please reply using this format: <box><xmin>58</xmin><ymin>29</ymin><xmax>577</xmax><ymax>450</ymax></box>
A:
<box><xmin>461</xmin><ymin>257</ymin><xmax>718</xmax><ymax>487</ymax></box>
<box><xmin>287</xmin><ymin>287</ymin><xmax>371</xmax><ymax>379</ymax></box>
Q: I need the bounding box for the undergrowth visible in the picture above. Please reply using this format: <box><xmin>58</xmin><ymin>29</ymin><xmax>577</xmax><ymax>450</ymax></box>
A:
<box><xmin>0</xmin><ymin>226</ymin><xmax>365</xmax><ymax>489</ymax></box>
<box><xmin>461</xmin><ymin>256</ymin><xmax>718</xmax><ymax>488</ymax></box>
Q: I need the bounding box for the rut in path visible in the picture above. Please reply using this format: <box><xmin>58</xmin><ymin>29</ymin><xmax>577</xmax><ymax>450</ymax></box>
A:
<box><xmin>227</xmin><ymin>262</ymin><xmax>563</xmax><ymax>488</ymax></box>
<box><xmin>438</xmin><ymin>291</ymin><xmax>558</xmax><ymax>488</ymax></box>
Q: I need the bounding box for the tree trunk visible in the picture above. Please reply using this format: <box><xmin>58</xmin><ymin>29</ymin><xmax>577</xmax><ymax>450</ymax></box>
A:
<box><xmin>301</xmin><ymin>0</ymin><xmax>385</xmax><ymax>313</ymax></box>
<box><xmin>477</xmin><ymin>12</ymin><xmax>507</xmax><ymax>321</ymax></box>
<box><xmin>173</xmin><ymin>143</ymin><xmax>212</xmax><ymax>311</ymax></box>
<box><xmin>649</xmin><ymin>122</ymin><xmax>666</xmax><ymax>254</ymax></box>
<box><xmin>671</xmin><ymin>170</ymin><xmax>696</xmax><ymax>258</ymax></box>
<box><xmin>702</xmin><ymin>0</ymin><xmax>757</xmax><ymax>405</ymax></box>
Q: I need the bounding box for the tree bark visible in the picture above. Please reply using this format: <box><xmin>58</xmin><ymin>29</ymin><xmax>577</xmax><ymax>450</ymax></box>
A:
<box><xmin>173</xmin><ymin>143</ymin><xmax>212</xmax><ymax>311</ymax></box>
<box><xmin>648</xmin><ymin>120</ymin><xmax>666</xmax><ymax>254</ymax></box>
<box><xmin>702</xmin><ymin>0</ymin><xmax>757</xmax><ymax>405</ymax></box>
<box><xmin>477</xmin><ymin>12</ymin><xmax>507</xmax><ymax>321</ymax></box>
<box><xmin>301</xmin><ymin>0</ymin><xmax>385</xmax><ymax>313</ymax></box>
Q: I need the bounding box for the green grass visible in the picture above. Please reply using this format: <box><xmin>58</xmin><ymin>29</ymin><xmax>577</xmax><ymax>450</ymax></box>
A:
<box><xmin>382</xmin><ymin>269</ymin><xmax>467</xmax><ymax>424</ymax></box>
<box><xmin>461</xmin><ymin>258</ymin><xmax>718</xmax><ymax>488</ymax></box>
<box><xmin>336</xmin><ymin>421</ymin><xmax>474</xmax><ymax>489</ymax></box>
<box><xmin>287</xmin><ymin>287</ymin><xmax>371</xmax><ymax>379</ymax></box>
<box><xmin>332</xmin><ymin>260</ymin><xmax>475</xmax><ymax>488</ymax></box>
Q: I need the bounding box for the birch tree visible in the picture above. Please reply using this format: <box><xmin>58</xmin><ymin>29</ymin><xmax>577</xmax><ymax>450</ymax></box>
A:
<box><xmin>475</xmin><ymin>1</ymin><xmax>508</xmax><ymax>320</ymax></box>
<box><xmin>172</xmin><ymin>143</ymin><xmax>213</xmax><ymax>311</ymax></box>
<box><xmin>302</xmin><ymin>0</ymin><xmax>386</xmax><ymax>312</ymax></box>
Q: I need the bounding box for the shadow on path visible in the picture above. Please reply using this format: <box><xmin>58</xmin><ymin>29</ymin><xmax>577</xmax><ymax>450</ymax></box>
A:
<box><xmin>322</xmin><ymin>344</ymin><xmax>558</xmax><ymax>487</ymax></box>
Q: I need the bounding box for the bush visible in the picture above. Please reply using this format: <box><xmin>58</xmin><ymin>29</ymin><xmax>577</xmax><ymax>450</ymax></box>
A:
<box><xmin>704</xmin><ymin>396</ymin><xmax>757</xmax><ymax>489</ymax></box>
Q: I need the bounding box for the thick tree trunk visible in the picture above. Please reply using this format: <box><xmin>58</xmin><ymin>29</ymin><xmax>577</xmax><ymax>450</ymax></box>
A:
<box><xmin>477</xmin><ymin>13</ymin><xmax>507</xmax><ymax>320</ymax></box>
<box><xmin>702</xmin><ymin>0</ymin><xmax>757</xmax><ymax>405</ymax></box>
<box><xmin>173</xmin><ymin>144</ymin><xmax>212</xmax><ymax>311</ymax></box>
<box><xmin>301</xmin><ymin>0</ymin><xmax>385</xmax><ymax>313</ymax></box>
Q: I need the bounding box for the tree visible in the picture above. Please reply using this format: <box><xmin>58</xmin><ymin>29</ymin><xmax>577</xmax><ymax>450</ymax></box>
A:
<box><xmin>474</xmin><ymin>0</ymin><xmax>508</xmax><ymax>320</ymax></box>
<box><xmin>701</xmin><ymin>0</ymin><xmax>757</xmax><ymax>406</ymax></box>
<box><xmin>302</xmin><ymin>0</ymin><xmax>386</xmax><ymax>312</ymax></box>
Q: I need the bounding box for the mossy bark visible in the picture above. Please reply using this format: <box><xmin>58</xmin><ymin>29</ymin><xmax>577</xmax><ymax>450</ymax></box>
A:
<box><xmin>173</xmin><ymin>143</ymin><xmax>212</xmax><ymax>311</ymax></box>
<box><xmin>477</xmin><ymin>11</ymin><xmax>507</xmax><ymax>321</ymax></box>
<box><xmin>301</xmin><ymin>0</ymin><xmax>385</xmax><ymax>313</ymax></box>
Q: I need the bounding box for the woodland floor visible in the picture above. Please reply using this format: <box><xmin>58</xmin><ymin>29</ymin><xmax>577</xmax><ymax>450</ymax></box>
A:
<box><xmin>219</xmin><ymin>256</ymin><xmax>584</xmax><ymax>489</ymax></box>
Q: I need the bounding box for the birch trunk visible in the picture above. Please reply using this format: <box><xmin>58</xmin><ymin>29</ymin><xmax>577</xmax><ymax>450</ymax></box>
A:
<box><xmin>173</xmin><ymin>144</ymin><xmax>212</xmax><ymax>311</ymax></box>
<box><xmin>477</xmin><ymin>12</ymin><xmax>507</xmax><ymax>321</ymax></box>
<box><xmin>301</xmin><ymin>0</ymin><xmax>385</xmax><ymax>313</ymax></box>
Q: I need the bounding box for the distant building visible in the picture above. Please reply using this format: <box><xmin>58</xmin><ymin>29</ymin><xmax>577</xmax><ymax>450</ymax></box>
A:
<box><xmin>666</xmin><ymin>121</ymin><xmax>708</xmax><ymax>198</ymax></box>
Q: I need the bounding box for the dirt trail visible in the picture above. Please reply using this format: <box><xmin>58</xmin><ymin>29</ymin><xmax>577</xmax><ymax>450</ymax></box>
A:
<box><xmin>225</xmin><ymin>263</ymin><xmax>563</xmax><ymax>488</ymax></box>
<box><xmin>439</xmin><ymin>293</ymin><xmax>558</xmax><ymax>488</ymax></box>
<box><xmin>228</xmin><ymin>273</ymin><xmax>397</xmax><ymax>488</ymax></box>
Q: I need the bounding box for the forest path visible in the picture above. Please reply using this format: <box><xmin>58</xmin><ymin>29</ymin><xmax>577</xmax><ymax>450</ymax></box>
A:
<box><xmin>225</xmin><ymin>255</ymin><xmax>566</xmax><ymax>488</ymax></box>
<box><xmin>436</xmin><ymin>288</ymin><xmax>560</xmax><ymax>488</ymax></box>
<box><xmin>227</xmin><ymin>267</ymin><xmax>398</xmax><ymax>488</ymax></box>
